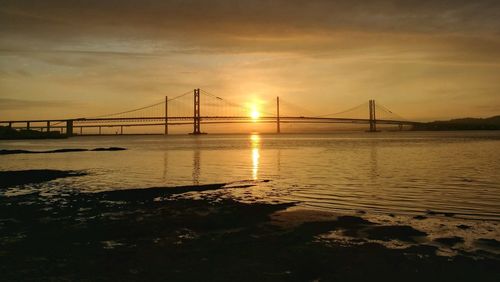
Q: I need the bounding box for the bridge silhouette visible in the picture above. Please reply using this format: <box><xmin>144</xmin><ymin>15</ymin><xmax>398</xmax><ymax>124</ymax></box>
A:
<box><xmin>0</xmin><ymin>88</ymin><xmax>419</xmax><ymax>136</ymax></box>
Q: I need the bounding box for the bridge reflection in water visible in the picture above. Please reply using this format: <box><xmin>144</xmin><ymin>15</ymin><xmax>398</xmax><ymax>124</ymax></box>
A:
<box><xmin>160</xmin><ymin>134</ymin><xmax>266</xmax><ymax>184</ymax></box>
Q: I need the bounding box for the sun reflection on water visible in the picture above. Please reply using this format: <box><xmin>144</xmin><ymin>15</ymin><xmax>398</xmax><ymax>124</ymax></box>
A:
<box><xmin>250</xmin><ymin>134</ymin><xmax>260</xmax><ymax>180</ymax></box>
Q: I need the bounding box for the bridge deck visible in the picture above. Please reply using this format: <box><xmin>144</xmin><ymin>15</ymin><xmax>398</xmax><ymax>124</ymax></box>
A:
<box><xmin>0</xmin><ymin>116</ymin><xmax>418</xmax><ymax>125</ymax></box>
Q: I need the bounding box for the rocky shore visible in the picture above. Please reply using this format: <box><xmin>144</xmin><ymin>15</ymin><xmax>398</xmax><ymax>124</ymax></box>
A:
<box><xmin>0</xmin><ymin>170</ymin><xmax>498</xmax><ymax>281</ymax></box>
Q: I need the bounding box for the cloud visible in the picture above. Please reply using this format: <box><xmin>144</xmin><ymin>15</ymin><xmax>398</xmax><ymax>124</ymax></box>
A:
<box><xmin>1</xmin><ymin>0</ymin><xmax>499</xmax><ymax>68</ymax></box>
<box><xmin>0</xmin><ymin>98</ymin><xmax>76</xmax><ymax>110</ymax></box>
<box><xmin>2</xmin><ymin>1</ymin><xmax>500</xmax><ymax>43</ymax></box>
<box><xmin>2</xmin><ymin>1</ymin><xmax>499</xmax><ymax>35</ymax></box>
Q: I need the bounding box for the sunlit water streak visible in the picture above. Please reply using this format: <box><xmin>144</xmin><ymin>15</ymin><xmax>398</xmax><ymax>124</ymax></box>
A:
<box><xmin>1</xmin><ymin>131</ymin><xmax>499</xmax><ymax>222</ymax></box>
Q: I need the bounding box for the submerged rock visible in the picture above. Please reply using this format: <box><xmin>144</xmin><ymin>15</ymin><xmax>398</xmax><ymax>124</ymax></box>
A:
<box><xmin>0</xmin><ymin>170</ymin><xmax>86</xmax><ymax>188</ymax></box>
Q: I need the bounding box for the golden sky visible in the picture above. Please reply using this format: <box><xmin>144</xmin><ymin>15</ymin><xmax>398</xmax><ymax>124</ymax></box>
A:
<box><xmin>1</xmin><ymin>0</ymin><xmax>499</xmax><ymax>121</ymax></box>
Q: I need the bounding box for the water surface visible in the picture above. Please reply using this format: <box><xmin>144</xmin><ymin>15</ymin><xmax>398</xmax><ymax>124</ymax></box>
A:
<box><xmin>1</xmin><ymin>131</ymin><xmax>499</xmax><ymax>221</ymax></box>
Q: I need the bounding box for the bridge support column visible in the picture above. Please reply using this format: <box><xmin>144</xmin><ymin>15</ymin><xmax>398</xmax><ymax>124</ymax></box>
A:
<box><xmin>46</xmin><ymin>121</ymin><xmax>50</xmax><ymax>132</ymax></box>
<box><xmin>276</xmin><ymin>96</ymin><xmax>281</xmax><ymax>133</ymax></box>
<box><xmin>192</xmin><ymin>88</ymin><xmax>202</xmax><ymax>135</ymax></box>
<box><xmin>8</xmin><ymin>122</ymin><xmax>12</xmax><ymax>128</ymax></box>
<box><xmin>26</xmin><ymin>121</ymin><xmax>30</xmax><ymax>131</ymax></box>
<box><xmin>165</xmin><ymin>96</ymin><xmax>168</xmax><ymax>135</ymax></box>
<box><xmin>99</xmin><ymin>126</ymin><xmax>102</xmax><ymax>135</ymax></box>
<box><xmin>120</xmin><ymin>126</ymin><xmax>123</xmax><ymax>135</ymax></box>
<box><xmin>66</xmin><ymin>120</ymin><xmax>73</xmax><ymax>137</ymax></box>
<box><xmin>369</xmin><ymin>100</ymin><xmax>377</xmax><ymax>132</ymax></box>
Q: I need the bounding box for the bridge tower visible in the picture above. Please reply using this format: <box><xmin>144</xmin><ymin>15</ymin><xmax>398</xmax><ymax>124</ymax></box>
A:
<box><xmin>192</xmin><ymin>88</ymin><xmax>202</xmax><ymax>135</ymax></box>
<box><xmin>276</xmin><ymin>96</ymin><xmax>281</xmax><ymax>133</ymax></box>
<box><xmin>369</xmin><ymin>99</ymin><xmax>377</xmax><ymax>132</ymax></box>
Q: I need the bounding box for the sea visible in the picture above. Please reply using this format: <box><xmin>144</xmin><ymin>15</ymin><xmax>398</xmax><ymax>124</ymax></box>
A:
<box><xmin>1</xmin><ymin>131</ymin><xmax>499</xmax><ymax>222</ymax></box>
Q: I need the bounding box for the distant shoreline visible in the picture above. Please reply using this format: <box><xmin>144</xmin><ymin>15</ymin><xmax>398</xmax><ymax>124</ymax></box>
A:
<box><xmin>411</xmin><ymin>115</ymin><xmax>500</xmax><ymax>131</ymax></box>
<box><xmin>0</xmin><ymin>126</ymin><xmax>66</xmax><ymax>140</ymax></box>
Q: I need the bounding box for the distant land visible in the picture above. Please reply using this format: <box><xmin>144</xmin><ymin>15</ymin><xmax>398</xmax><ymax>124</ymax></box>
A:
<box><xmin>0</xmin><ymin>126</ymin><xmax>65</xmax><ymax>140</ymax></box>
<box><xmin>413</xmin><ymin>115</ymin><xmax>500</xmax><ymax>131</ymax></box>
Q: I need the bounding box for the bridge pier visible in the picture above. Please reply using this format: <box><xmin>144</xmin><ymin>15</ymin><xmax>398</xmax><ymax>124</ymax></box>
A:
<box><xmin>276</xmin><ymin>96</ymin><xmax>281</xmax><ymax>133</ymax></box>
<box><xmin>369</xmin><ymin>100</ymin><xmax>377</xmax><ymax>132</ymax></box>
<box><xmin>26</xmin><ymin>121</ymin><xmax>30</xmax><ymax>131</ymax></box>
<box><xmin>66</xmin><ymin>120</ymin><xmax>73</xmax><ymax>137</ymax></box>
<box><xmin>46</xmin><ymin>121</ymin><xmax>51</xmax><ymax>132</ymax></box>
<box><xmin>165</xmin><ymin>96</ymin><xmax>168</xmax><ymax>135</ymax></box>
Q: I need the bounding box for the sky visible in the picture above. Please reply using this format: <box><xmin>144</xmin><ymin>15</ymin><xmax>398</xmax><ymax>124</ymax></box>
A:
<box><xmin>1</xmin><ymin>0</ymin><xmax>500</xmax><ymax>122</ymax></box>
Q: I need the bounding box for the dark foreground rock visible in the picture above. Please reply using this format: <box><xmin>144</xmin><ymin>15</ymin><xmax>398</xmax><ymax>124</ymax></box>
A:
<box><xmin>0</xmin><ymin>184</ymin><xmax>499</xmax><ymax>282</ymax></box>
<box><xmin>364</xmin><ymin>225</ymin><xmax>428</xmax><ymax>242</ymax></box>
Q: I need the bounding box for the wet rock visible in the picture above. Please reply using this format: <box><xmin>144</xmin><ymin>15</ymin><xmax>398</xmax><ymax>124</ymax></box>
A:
<box><xmin>425</xmin><ymin>210</ymin><xmax>455</xmax><ymax>217</ymax></box>
<box><xmin>336</xmin><ymin>215</ymin><xmax>373</xmax><ymax>226</ymax></box>
<box><xmin>435</xmin><ymin>236</ymin><xmax>464</xmax><ymax>247</ymax></box>
<box><xmin>475</xmin><ymin>238</ymin><xmax>500</xmax><ymax>249</ymax></box>
<box><xmin>0</xmin><ymin>147</ymin><xmax>126</xmax><ymax>155</ymax></box>
<box><xmin>413</xmin><ymin>215</ymin><xmax>428</xmax><ymax>220</ymax></box>
<box><xmin>364</xmin><ymin>225</ymin><xmax>427</xmax><ymax>242</ymax></box>
<box><xmin>91</xmin><ymin>147</ymin><xmax>126</xmax><ymax>151</ymax></box>
<box><xmin>0</xmin><ymin>149</ymin><xmax>32</xmax><ymax>155</ymax></box>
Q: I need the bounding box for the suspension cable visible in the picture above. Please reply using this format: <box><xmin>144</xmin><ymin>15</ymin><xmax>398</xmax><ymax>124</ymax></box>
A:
<box><xmin>200</xmin><ymin>89</ymin><xmax>275</xmax><ymax>116</ymax></box>
<box><xmin>313</xmin><ymin>102</ymin><xmax>367</xmax><ymax>118</ymax></box>
<box><xmin>375</xmin><ymin>103</ymin><xmax>408</xmax><ymax>121</ymax></box>
<box><xmin>83</xmin><ymin>90</ymin><xmax>193</xmax><ymax>119</ymax></box>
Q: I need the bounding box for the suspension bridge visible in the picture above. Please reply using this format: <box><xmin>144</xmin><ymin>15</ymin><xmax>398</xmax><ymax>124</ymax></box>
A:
<box><xmin>0</xmin><ymin>88</ymin><xmax>419</xmax><ymax>136</ymax></box>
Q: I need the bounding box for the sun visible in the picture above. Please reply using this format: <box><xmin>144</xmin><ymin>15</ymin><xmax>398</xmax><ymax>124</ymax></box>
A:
<box><xmin>250</xmin><ymin>109</ymin><xmax>260</xmax><ymax>121</ymax></box>
<box><xmin>247</xmin><ymin>100</ymin><xmax>263</xmax><ymax>122</ymax></box>
<box><xmin>248</xmin><ymin>103</ymin><xmax>261</xmax><ymax>122</ymax></box>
